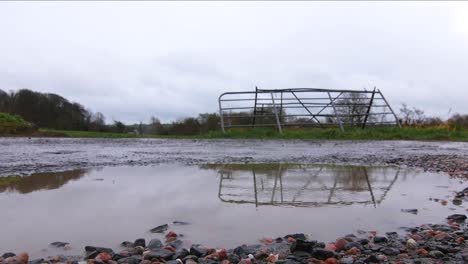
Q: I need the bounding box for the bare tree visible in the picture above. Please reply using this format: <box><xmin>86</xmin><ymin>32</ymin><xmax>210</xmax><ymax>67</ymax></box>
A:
<box><xmin>399</xmin><ymin>103</ymin><xmax>425</xmax><ymax>126</ymax></box>
<box><xmin>149</xmin><ymin>116</ymin><xmax>165</xmax><ymax>134</ymax></box>
<box><xmin>335</xmin><ymin>92</ymin><xmax>374</xmax><ymax>126</ymax></box>
<box><xmin>90</xmin><ymin>112</ymin><xmax>106</xmax><ymax>131</ymax></box>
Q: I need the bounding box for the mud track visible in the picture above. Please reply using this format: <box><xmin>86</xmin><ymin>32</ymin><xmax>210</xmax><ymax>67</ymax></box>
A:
<box><xmin>0</xmin><ymin>138</ymin><xmax>467</xmax><ymax>178</ymax></box>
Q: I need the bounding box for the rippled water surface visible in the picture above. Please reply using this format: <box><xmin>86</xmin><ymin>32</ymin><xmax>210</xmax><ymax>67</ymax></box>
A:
<box><xmin>0</xmin><ymin>164</ymin><xmax>465</xmax><ymax>258</ymax></box>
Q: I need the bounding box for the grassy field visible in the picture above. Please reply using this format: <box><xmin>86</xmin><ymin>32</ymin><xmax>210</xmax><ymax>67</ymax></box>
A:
<box><xmin>38</xmin><ymin>127</ymin><xmax>468</xmax><ymax>141</ymax></box>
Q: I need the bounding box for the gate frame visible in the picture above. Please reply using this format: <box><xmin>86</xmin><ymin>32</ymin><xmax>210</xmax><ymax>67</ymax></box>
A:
<box><xmin>218</xmin><ymin>87</ymin><xmax>401</xmax><ymax>133</ymax></box>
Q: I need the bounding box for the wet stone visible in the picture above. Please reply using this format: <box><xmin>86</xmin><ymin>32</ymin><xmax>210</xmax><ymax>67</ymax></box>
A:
<box><xmin>150</xmin><ymin>224</ymin><xmax>169</xmax><ymax>233</ymax></box>
<box><xmin>117</xmin><ymin>256</ymin><xmax>142</xmax><ymax>264</ymax></box>
<box><xmin>2</xmin><ymin>253</ymin><xmax>15</xmax><ymax>259</ymax></box>
<box><xmin>435</xmin><ymin>245</ymin><xmax>457</xmax><ymax>254</ymax></box>
<box><xmin>85</xmin><ymin>251</ymin><xmax>99</xmax><ymax>260</ymax></box>
<box><xmin>379</xmin><ymin>247</ymin><xmax>400</xmax><ymax>256</ymax></box>
<box><xmin>185</xmin><ymin>259</ymin><xmax>197</xmax><ymax>264</ymax></box>
<box><xmin>365</xmin><ymin>254</ymin><xmax>380</xmax><ymax>263</ymax></box>
<box><xmin>27</xmin><ymin>259</ymin><xmax>44</xmax><ymax>264</ymax></box>
<box><xmin>133</xmin><ymin>238</ymin><xmax>145</xmax><ymax>248</ymax></box>
<box><xmin>173</xmin><ymin>221</ymin><xmax>190</xmax><ymax>226</ymax></box>
<box><xmin>357</xmin><ymin>238</ymin><xmax>369</xmax><ymax>245</ymax></box>
<box><xmin>183</xmin><ymin>255</ymin><xmax>198</xmax><ymax>261</ymax></box>
<box><xmin>284</xmin><ymin>234</ymin><xmax>307</xmax><ymax>241</ymax></box>
<box><xmin>339</xmin><ymin>256</ymin><xmax>354</xmax><ymax>264</ymax></box>
<box><xmin>290</xmin><ymin>240</ymin><xmax>317</xmax><ymax>253</ymax></box>
<box><xmin>198</xmin><ymin>259</ymin><xmax>217</xmax><ymax>264</ymax></box>
<box><xmin>343</xmin><ymin>242</ymin><xmax>364</xmax><ymax>251</ymax></box>
<box><xmin>446</xmin><ymin>214</ymin><xmax>467</xmax><ymax>222</ymax></box>
<box><xmin>291</xmin><ymin>251</ymin><xmax>311</xmax><ymax>259</ymax></box>
<box><xmin>380</xmin><ymin>247</ymin><xmax>400</xmax><ymax>256</ymax></box>
<box><xmin>401</xmin><ymin>209</ymin><xmax>418</xmax><ymax>214</ymax></box>
<box><xmin>428</xmin><ymin>250</ymin><xmax>445</xmax><ymax>259</ymax></box>
<box><xmin>85</xmin><ymin>246</ymin><xmax>114</xmax><ymax>254</ymax></box>
<box><xmin>167</xmin><ymin>239</ymin><xmax>183</xmax><ymax>249</ymax></box>
<box><xmin>173</xmin><ymin>249</ymin><xmax>189</xmax><ymax>260</ymax></box>
<box><xmin>276</xmin><ymin>260</ymin><xmax>301</xmax><ymax>264</ymax></box>
<box><xmin>112</xmin><ymin>254</ymin><xmax>127</xmax><ymax>261</ymax></box>
<box><xmin>310</xmin><ymin>248</ymin><xmax>336</xmax><ymax>260</ymax></box>
<box><xmin>462</xmin><ymin>250</ymin><xmax>468</xmax><ymax>262</ymax></box>
<box><xmin>373</xmin><ymin>236</ymin><xmax>388</xmax><ymax>243</ymax></box>
<box><xmin>226</xmin><ymin>253</ymin><xmax>240</xmax><ymax>264</ymax></box>
<box><xmin>144</xmin><ymin>249</ymin><xmax>174</xmax><ymax>260</ymax></box>
<box><xmin>50</xmin><ymin>242</ymin><xmax>69</xmax><ymax>248</ymax></box>
<box><xmin>266</xmin><ymin>243</ymin><xmax>291</xmax><ymax>256</ymax></box>
<box><xmin>120</xmin><ymin>241</ymin><xmax>134</xmax><ymax>248</ymax></box>
<box><xmin>130</xmin><ymin>246</ymin><xmax>144</xmax><ymax>255</ymax></box>
<box><xmin>253</xmin><ymin>250</ymin><xmax>268</xmax><ymax>260</ymax></box>
<box><xmin>147</xmin><ymin>239</ymin><xmax>163</xmax><ymax>250</ymax></box>
<box><xmin>189</xmin><ymin>246</ymin><xmax>208</xmax><ymax>257</ymax></box>
<box><xmin>233</xmin><ymin>245</ymin><xmax>262</xmax><ymax>257</ymax></box>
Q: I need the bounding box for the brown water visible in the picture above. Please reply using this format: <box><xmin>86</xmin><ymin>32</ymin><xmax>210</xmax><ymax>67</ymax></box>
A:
<box><xmin>0</xmin><ymin>164</ymin><xmax>465</xmax><ymax>258</ymax></box>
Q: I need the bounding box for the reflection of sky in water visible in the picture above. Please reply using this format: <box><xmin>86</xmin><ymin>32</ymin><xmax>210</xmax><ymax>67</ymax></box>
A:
<box><xmin>0</xmin><ymin>164</ymin><xmax>465</xmax><ymax>258</ymax></box>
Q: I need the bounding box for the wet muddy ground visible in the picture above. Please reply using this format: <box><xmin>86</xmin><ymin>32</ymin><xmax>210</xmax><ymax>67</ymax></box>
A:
<box><xmin>0</xmin><ymin>138</ymin><xmax>467</xmax><ymax>177</ymax></box>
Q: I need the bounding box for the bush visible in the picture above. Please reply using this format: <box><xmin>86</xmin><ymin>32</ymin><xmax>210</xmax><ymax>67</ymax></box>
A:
<box><xmin>448</xmin><ymin>114</ymin><xmax>468</xmax><ymax>131</ymax></box>
<box><xmin>0</xmin><ymin>112</ymin><xmax>36</xmax><ymax>134</ymax></box>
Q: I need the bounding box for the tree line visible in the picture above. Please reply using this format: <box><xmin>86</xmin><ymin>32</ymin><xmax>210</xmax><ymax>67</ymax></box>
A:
<box><xmin>0</xmin><ymin>88</ymin><xmax>466</xmax><ymax>135</ymax></box>
<box><xmin>0</xmin><ymin>89</ymin><xmax>106</xmax><ymax>131</ymax></box>
<box><xmin>0</xmin><ymin>88</ymin><xmax>222</xmax><ymax>135</ymax></box>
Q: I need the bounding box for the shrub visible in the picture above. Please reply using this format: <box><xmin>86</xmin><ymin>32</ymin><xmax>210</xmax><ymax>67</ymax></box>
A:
<box><xmin>0</xmin><ymin>112</ymin><xmax>36</xmax><ymax>134</ymax></box>
<box><xmin>448</xmin><ymin>114</ymin><xmax>468</xmax><ymax>131</ymax></box>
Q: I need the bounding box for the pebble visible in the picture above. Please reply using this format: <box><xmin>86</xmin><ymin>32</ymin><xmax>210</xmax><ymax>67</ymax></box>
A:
<box><xmin>373</xmin><ymin>236</ymin><xmax>388</xmax><ymax>243</ymax></box>
<box><xmin>166</xmin><ymin>231</ymin><xmax>178</xmax><ymax>239</ymax></box>
<box><xmin>134</xmin><ymin>238</ymin><xmax>145</xmax><ymax>248</ymax></box>
<box><xmin>2</xmin><ymin>214</ymin><xmax>467</xmax><ymax>264</ymax></box>
<box><xmin>150</xmin><ymin>224</ymin><xmax>169</xmax><ymax>233</ymax></box>
<box><xmin>428</xmin><ymin>250</ymin><xmax>445</xmax><ymax>259</ymax></box>
<box><xmin>406</xmin><ymin>238</ymin><xmax>418</xmax><ymax>249</ymax></box>
<box><xmin>148</xmin><ymin>239</ymin><xmax>163</xmax><ymax>250</ymax></box>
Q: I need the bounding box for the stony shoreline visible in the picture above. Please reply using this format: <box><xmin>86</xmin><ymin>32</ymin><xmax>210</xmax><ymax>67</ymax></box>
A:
<box><xmin>386</xmin><ymin>155</ymin><xmax>468</xmax><ymax>179</ymax></box>
<box><xmin>1</xmin><ymin>212</ymin><xmax>466</xmax><ymax>264</ymax></box>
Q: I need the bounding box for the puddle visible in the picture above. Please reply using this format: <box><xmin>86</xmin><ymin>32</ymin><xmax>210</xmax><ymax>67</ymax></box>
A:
<box><xmin>0</xmin><ymin>164</ymin><xmax>465</xmax><ymax>258</ymax></box>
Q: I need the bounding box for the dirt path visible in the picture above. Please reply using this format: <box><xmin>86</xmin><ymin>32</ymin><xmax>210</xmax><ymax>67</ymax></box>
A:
<box><xmin>0</xmin><ymin>138</ymin><xmax>467</xmax><ymax>177</ymax></box>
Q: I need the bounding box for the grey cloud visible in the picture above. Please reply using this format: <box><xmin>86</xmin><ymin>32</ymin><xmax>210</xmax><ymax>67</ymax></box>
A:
<box><xmin>0</xmin><ymin>1</ymin><xmax>467</xmax><ymax>123</ymax></box>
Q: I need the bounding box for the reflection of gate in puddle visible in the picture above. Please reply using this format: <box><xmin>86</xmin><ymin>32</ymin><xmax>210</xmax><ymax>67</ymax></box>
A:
<box><xmin>215</xmin><ymin>164</ymin><xmax>400</xmax><ymax>207</ymax></box>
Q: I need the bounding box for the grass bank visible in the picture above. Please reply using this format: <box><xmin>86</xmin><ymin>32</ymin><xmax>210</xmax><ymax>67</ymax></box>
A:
<box><xmin>0</xmin><ymin>112</ymin><xmax>35</xmax><ymax>135</ymax></box>
<box><xmin>206</xmin><ymin>127</ymin><xmax>468</xmax><ymax>141</ymax></box>
<box><xmin>39</xmin><ymin>127</ymin><xmax>468</xmax><ymax>141</ymax></box>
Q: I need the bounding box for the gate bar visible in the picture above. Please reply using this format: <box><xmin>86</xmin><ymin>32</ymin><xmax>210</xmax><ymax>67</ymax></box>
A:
<box><xmin>378</xmin><ymin>89</ymin><xmax>402</xmax><ymax>127</ymax></box>
<box><xmin>328</xmin><ymin>92</ymin><xmax>344</xmax><ymax>132</ymax></box>
<box><xmin>362</xmin><ymin>87</ymin><xmax>376</xmax><ymax>129</ymax></box>
<box><xmin>270</xmin><ymin>92</ymin><xmax>283</xmax><ymax>134</ymax></box>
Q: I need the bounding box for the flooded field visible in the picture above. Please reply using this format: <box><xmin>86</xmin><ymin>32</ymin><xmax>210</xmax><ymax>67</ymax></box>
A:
<box><xmin>0</xmin><ymin>163</ymin><xmax>465</xmax><ymax>258</ymax></box>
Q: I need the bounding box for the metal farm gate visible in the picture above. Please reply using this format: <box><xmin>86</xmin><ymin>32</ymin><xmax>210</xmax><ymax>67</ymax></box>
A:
<box><xmin>218</xmin><ymin>87</ymin><xmax>401</xmax><ymax>133</ymax></box>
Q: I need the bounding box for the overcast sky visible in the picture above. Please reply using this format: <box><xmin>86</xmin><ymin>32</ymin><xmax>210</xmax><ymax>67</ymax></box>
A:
<box><xmin>1</xmin><ymin>1</ymin><xmax>467</xmax><ymax>123</ymax></box>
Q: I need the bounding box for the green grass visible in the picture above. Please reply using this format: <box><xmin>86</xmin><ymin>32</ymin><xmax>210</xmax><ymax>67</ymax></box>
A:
<box><xmin>0</xmin><ymin>112</ymin><xmax>35</xmax><ymax>134</ymax></box>
<box><xmin>39</xmin><ymin>129</ymin><xmax>193</xmax><ymax>139</ymax></box>
<box><xmin>39</xmin><ymin>129</ymin><xmax>143</xmax><ymax>138</ymax></box>
<box><xmin>206</xmin><ymin>127</ymin><xmax>468</xmax><ymax>141</ymax></box>
<box><xmin>40</xmin><ymin>126</ymin><xmax>468</xmax><ymax>141</ymax></box>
